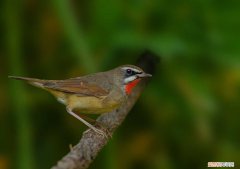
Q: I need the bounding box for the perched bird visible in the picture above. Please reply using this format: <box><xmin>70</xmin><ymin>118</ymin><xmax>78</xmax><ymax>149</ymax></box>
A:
<box><xmin>9</xmin><ymin>65</ymin><xmax>152</xmax><ymax>137</ymax></box>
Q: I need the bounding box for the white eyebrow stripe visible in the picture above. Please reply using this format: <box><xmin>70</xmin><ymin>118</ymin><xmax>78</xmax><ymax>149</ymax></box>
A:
<box><xmin>121</xmin><ymin>67</ymin><xmax>142</xmax><ymax>73</ymax></box>
<box><xmin>124</xmin><ymin>75</ymin><xmax>137</xmax><ymax>84</ymax></box>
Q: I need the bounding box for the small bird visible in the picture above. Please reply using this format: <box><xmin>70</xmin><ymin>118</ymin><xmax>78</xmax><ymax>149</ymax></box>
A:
<box><xmin>9</xmin><ymin>65</ymin><xmax>152</xmax><ymax>137</ymax></box>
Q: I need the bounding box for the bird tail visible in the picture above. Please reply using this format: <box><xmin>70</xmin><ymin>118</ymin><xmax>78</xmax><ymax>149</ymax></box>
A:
<box><xmin>8</xmin><ymin>76</ymin><xmax>45</xmax><ymax>89</ymax></box>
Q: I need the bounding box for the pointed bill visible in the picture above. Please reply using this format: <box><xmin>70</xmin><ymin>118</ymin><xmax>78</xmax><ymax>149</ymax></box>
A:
<box><xmin>137</xmin><ymin>72</ymin><xmax>152</xmax><ymax>78</ymax></box>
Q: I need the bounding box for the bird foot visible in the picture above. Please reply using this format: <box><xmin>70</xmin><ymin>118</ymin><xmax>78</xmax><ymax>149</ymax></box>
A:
<box><xmin>84</xmin><ymin>125</ymin><xmax>111</xmax><ymax>139</ymax></box>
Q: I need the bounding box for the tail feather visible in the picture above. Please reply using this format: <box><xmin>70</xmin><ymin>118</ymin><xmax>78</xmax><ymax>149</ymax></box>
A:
<box><xmin>8</xmin><ymin>76</ymin><xmax>45</xmax><ymax>88</ymax></box>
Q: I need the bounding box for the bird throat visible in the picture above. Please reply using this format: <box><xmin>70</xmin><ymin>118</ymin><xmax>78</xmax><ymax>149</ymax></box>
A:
<box><xmin>125</xmin><ymin>79</ymin><xmax>141</xmax><ymax>95</ymax></box>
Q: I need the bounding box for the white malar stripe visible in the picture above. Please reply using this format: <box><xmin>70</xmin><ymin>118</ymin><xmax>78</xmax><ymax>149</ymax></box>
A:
<box><xmin>121</xmin><ymin>67</ymin><xmax>142</xmax><ymax>73</ymax></box>
<box><xmin>124</xmin><ymin>75</ymin><xmax>137</xmax><ymax>84</ymax></box>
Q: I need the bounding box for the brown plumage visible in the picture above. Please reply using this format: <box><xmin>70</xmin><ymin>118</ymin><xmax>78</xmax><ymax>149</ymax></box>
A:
<box><xmin>9</xmin><ymin>65</ymin><xmax>152</xmax><ymax>137</ymax></box>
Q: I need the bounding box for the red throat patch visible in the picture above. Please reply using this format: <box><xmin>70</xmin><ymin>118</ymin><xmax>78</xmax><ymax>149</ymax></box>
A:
<box><xmin>125</xmin><ymin>79</ymin><xmax>141</xmax><ymax>95</ymax></box>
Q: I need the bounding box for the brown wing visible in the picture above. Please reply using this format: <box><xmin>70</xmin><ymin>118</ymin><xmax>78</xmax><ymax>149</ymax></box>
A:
<box><xmin>43</xmin><ymin>79</ymin><xmax>109</xmax><ymax>97</ymax></box>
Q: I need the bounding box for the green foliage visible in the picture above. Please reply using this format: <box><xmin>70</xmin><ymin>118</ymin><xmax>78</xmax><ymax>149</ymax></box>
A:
<box><xmin>1</xmin><ymin>0</ymin><xmax>240</xmax><ymax>169</ymax></box>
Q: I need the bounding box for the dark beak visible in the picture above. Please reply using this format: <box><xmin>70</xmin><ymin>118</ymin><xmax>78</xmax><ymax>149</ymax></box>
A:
<box><xmin>137</xmin><ymin>72</ymin><xmax>152</xmax><ymax>78</ymax></box>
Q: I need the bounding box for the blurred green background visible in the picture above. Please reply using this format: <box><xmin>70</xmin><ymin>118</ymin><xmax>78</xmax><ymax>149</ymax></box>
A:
<box><xmin>1</xmin><ymin>0</ymin><xmax>240</xmax><ymax>169</ymax></box>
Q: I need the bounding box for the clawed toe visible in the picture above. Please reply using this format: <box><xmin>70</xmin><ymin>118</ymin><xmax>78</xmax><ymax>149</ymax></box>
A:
<box><xmin>93</xmin><ymin>128</ymin><xmax>110</xmax><ymax>138</ymax></box>
<box><xmin>84</xmin><ymin>126</ymin><xmax>111</xmax><ymax>139</ymax></box>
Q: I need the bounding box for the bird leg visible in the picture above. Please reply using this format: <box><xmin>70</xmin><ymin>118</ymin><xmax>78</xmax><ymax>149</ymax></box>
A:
<box><xmin>74</xmin><ymin>113</ymin><xmax>112</xmax><ymax>137</ymax></box>
<box><xmin>77</xmin><ymin>114</ymin><xmax>96</xmax><ymax>124</ymax></box>
<box><xmin>66</xmin><ymin>108</ymin><xmax>108</xmax><ymax>138</ymax></box>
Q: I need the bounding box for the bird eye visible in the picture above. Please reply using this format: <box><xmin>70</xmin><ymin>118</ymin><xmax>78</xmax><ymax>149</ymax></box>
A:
<box><xmin>126</xmin><ymin>69</ymin><xmax>133</xmax><ymax>75</ymax></box>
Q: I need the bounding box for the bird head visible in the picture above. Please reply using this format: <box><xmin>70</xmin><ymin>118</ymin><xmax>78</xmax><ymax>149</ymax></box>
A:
<box><xmin>113</xmin><ymin>65</ymin><xmax>152</xmax><ymax>95</ymax></box>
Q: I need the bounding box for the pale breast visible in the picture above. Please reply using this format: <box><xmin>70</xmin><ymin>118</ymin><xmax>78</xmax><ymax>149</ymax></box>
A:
<box><xmin>67</xmin><ymin>95</ymin><xmax>120</xmax><ymax>114</ymax></box>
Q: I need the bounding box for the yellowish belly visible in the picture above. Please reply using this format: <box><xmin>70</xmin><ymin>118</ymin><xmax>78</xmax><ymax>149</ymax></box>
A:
<box><xmin>48</xmin><ymin>89</ymin><xmax>123</xmax><ymax>114</ymax></box>
<box><xmin>67</xmin><ymin>95</ymin><xmax>120</xmax><ymax>114</ymax></box>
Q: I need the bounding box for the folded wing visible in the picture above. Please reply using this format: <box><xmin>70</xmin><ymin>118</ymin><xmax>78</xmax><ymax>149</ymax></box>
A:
<box><xmin>43</xmin><ymin>79</ymin><xmax>109</xmax><ymax>97</ymax></box>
